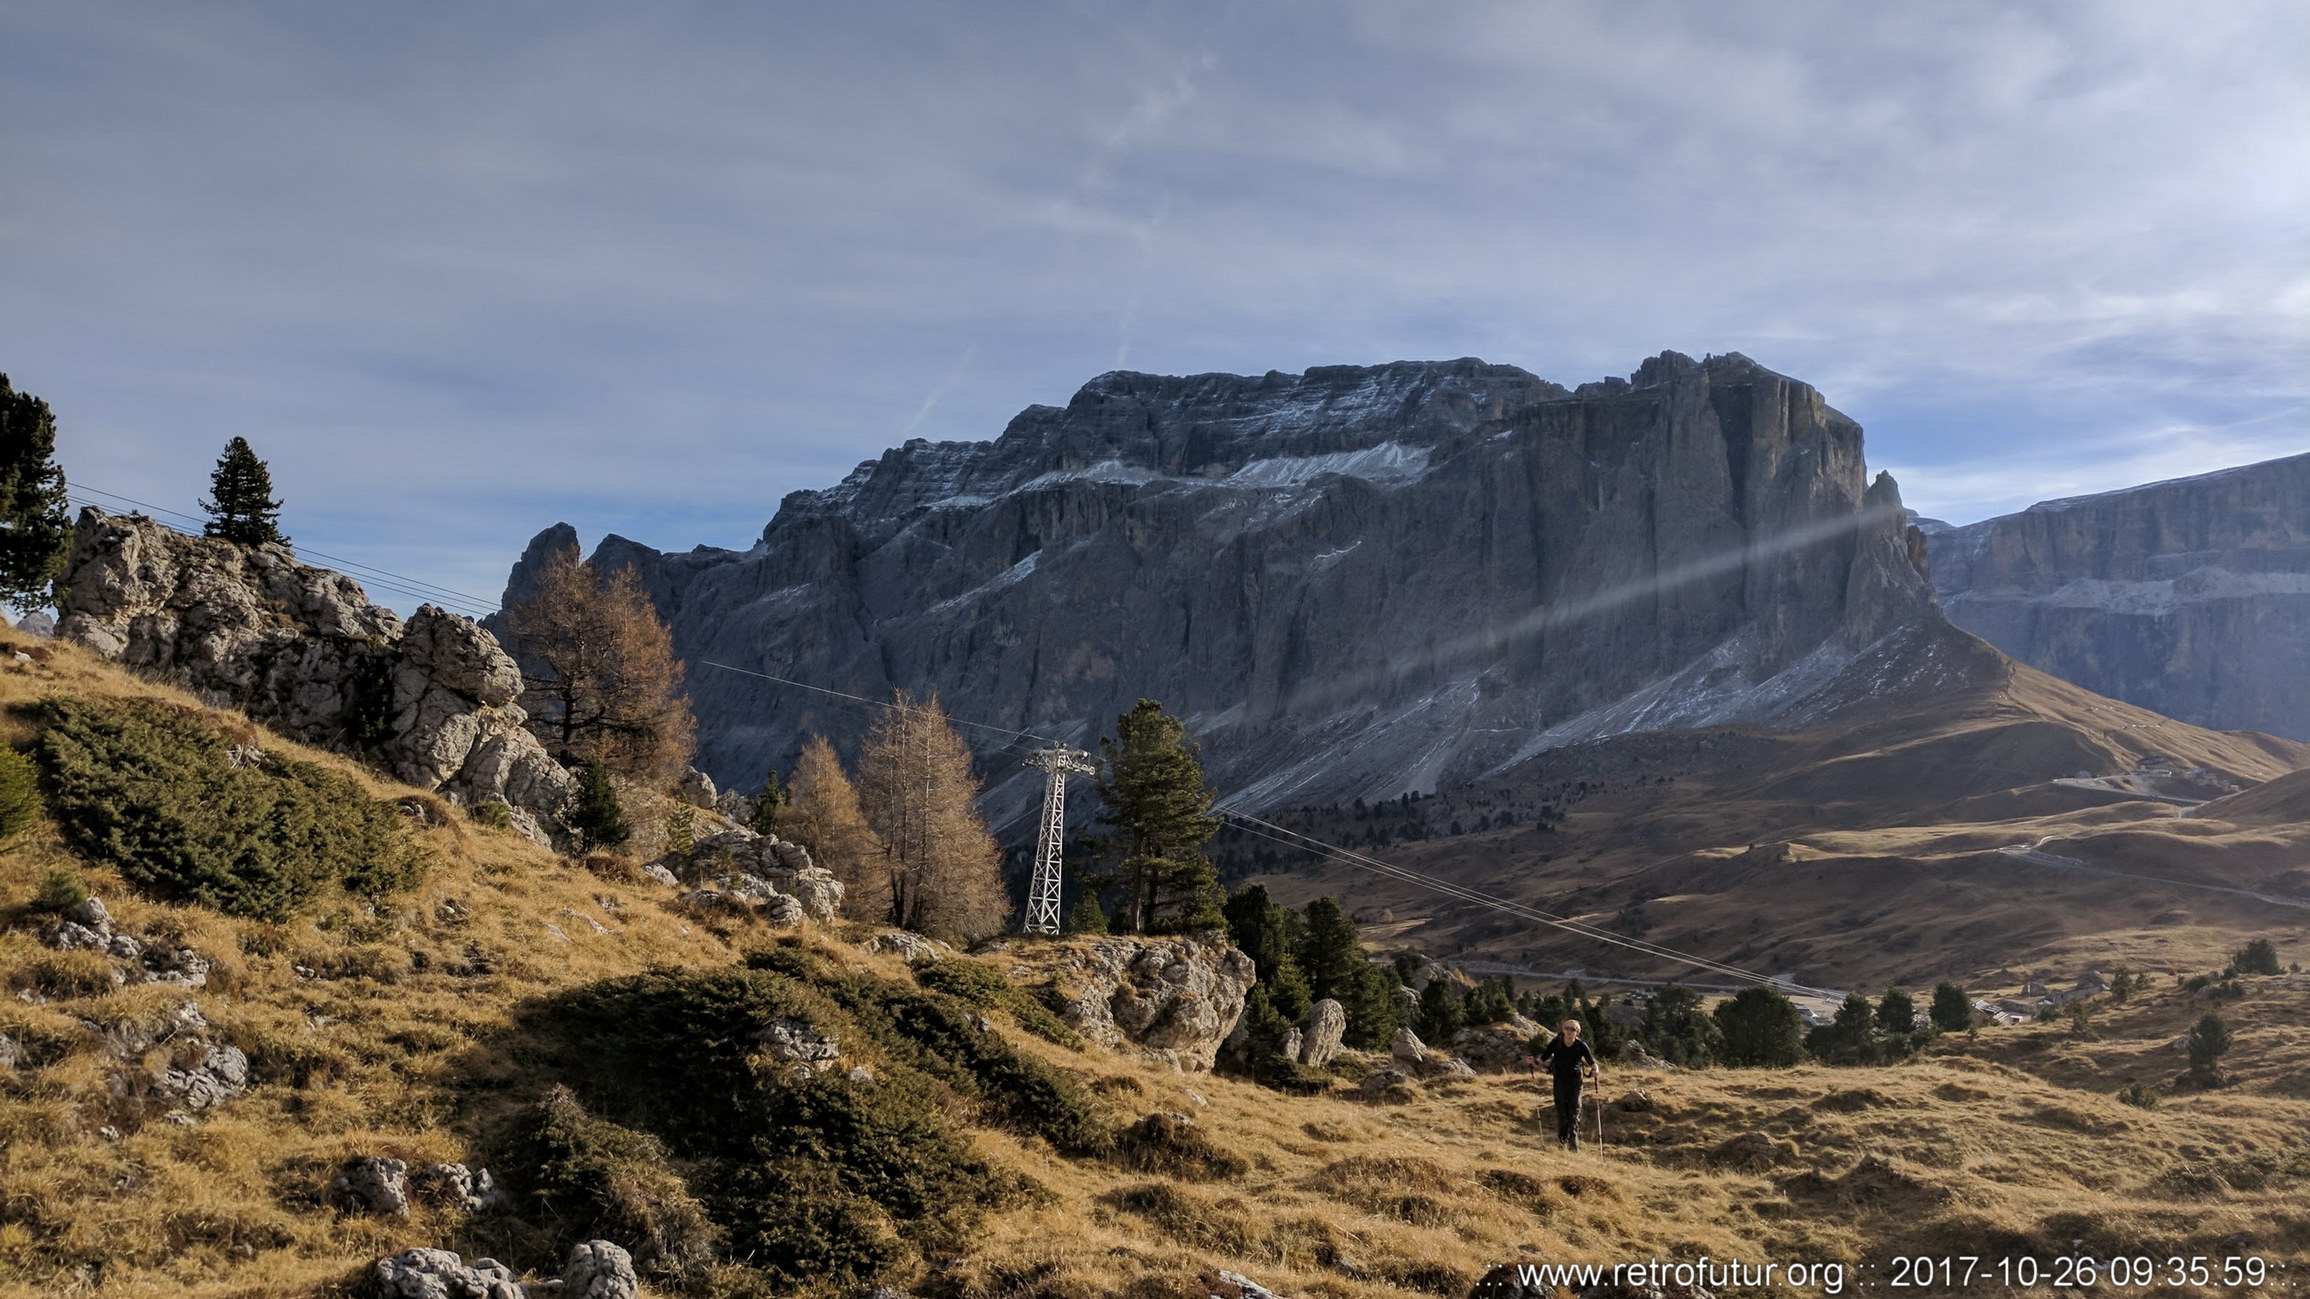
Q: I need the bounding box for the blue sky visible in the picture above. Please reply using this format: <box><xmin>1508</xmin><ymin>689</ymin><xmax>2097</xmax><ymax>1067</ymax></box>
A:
<box><xmin>4</xmin><ymin>1</ymin><xmax>2304</xmax><ymax>615</ymax></box>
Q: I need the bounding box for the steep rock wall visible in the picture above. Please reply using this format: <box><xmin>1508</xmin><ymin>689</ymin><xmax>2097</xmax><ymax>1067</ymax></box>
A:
<box><xmin>1923</xmin><ymin>453</ymin><xmax>2310</xmax><ymax>740</ymax></box>
<box><xmin>504</xmin><ymin>352</ymin><xmax>1938</xmax><ymax>815</ymax></box>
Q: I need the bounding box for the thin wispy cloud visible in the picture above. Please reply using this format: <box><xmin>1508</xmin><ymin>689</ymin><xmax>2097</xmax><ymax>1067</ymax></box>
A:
<box><xmin>1</xmin><ymin>0</ymin><xmax>2301</xmax><ymax>609</ymax></box>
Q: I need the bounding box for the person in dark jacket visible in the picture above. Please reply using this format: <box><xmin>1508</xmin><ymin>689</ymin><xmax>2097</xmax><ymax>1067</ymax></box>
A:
<box><xmin>1537</xmin><ymin>1018</ymin><xmax>1599</xmax><ymax>1149</ymax></box>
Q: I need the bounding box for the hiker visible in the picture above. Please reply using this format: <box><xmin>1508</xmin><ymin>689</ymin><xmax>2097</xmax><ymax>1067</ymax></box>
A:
<box><xmin>1538</xmin><ymin>1017</ymin><xmax>1599</xmax><ymax>1150</ymax></box>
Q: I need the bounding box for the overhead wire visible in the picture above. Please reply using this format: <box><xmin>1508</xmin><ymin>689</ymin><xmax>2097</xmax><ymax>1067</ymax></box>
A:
<box><xmin>693</xmin><ymin>659</ymin><xmax>1833</xmax><ymax>997</ymax></box>
<box><xmin>1218</xmin><ymin>810</ymin><xmax>1842</xmax><ymax>998</ymax></box>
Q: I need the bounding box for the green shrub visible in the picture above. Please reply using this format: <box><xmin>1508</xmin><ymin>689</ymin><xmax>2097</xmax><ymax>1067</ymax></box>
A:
<box><xmin>1114</xmin><ymin>1111</ymin><xmax>1250</xmax><ymax>1181</ymax></box>
<box><xmin>2115</xmin><ymin>1081</ymin><xmax>2160</xmax><ymax>1110</ymax></box>
<box><xmin>33</xmin><ymin>698</ymin><xmax>425</xmax><ymax>920</ymax></box>
<box><xmin>467</xmin><ymin>799</ymin><xmax>514</xmax><ymax>832</ymax></box>
<box><xmin>2233</xmin><ymin>938</ymin><xmax>2282</xmax><ymax>977</ymax></box>
<box><xmin>541</xmin><ymin>965</ymin><xmax>1044</xmax><ymax>1291</ymax></box>
<box><xmin>911</xmin><ymin>956</ymin><xmax>1085</xmax><ymax>1049</ymax></box>
<box><xmin>508</xmin><ymin>1085</ymin><xmax>720</xmax><ymax>1275</ymax></box>
<box><xmin>31</xmin><ymin>865</ymin><xmax>87</xmax><ymax>915</ymax></box>
<box><xmin>0</xmin><ymin>746</ymin><xmax>39</xmax><ymax>844</ymax></box>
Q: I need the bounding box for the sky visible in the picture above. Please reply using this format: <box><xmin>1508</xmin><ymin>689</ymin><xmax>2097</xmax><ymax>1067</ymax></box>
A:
<box><xmin>4</xmin><ymin>1</ymin><xmax>2304</xmax><ymax>616</ymax></box>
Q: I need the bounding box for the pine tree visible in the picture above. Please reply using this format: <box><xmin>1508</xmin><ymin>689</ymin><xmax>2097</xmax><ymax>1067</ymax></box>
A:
<box><xmin>1638</xmin><ymin>983</ymin><xmax>1720</xmax><ymax>1067</ymax></box>
<box><xmin>1296</xmin><ymin>897</ymin><xmax>1365</xmax><ymax>1003</ymax></box>
<box><xmin>1295</xmin><ymin>896</ymin><xmax>1403</xmax><ymax>1048</ymax></box>
<box><xmin>502</xmin><ymin>540</ymin><xmax>697</xmax><ymax>789</ymax></box>
<box><xmin>1464</xmin><ymin>976</ymin><xmax>1517</xmax><ymax>1026</ymax></box>
<box><xmin>1095</xmin><ymin>699</ymin><xmax>1222</xmax><ymax>932</ymax></box>
<box><xmin>0</xmin><ymin>376</ymin><xmax>71</xmax><ymax>611</ymax></box>
<box><xmin>1063</xmin><ymin>888</ymin><xmax>1108</xmax><ymax>935</ymax></box>
<box><xmin>781</xmin><ymin>734</ymin><xmax>889</xmax><ymax>922</ymax></box>
<box><xmin>1930</xmin><ymin>981</ymin><xmax>1973</xmax><ymax>1033</ymax></box>
<box><xmin>1809</xmin><ymin>991</ymin><xmax>1881</xmax><ymax>1065</ymax></box>
<box><xmin>1713</xmin><ymin>985</ymin><xmax>1807</xmax><ymax>1067</ymax></box>
<box><xmin>2186</xmin><ymin>1010</ymin><xmax>2232</xmax><ymax>1079</ymax></box>
<box><xmin>2233</xmin><ymin>938</ymin><xmax>2281</xmax><ymax>976</ymax></box>
<box><xmin>1415</xmin><ymin>977</ymin><xmax>1465</xmax><ymax>1044</ymax></box>
<box><xmin>855</xmin><ymin>690</ymin><xmax>1009</xmax><ymax>940</ymax></box>
<box><xmin>570</xmin><ymin>758</ymin><xmax>630</xmax><ymax>851</ymax></box>
<box><xmin>1875</xmin><ymin>988</ymin><xmax>1916</xmax><ymax>1036</ymax></box>
<box><xmin>1222</xmin><ymin>883</ymin><xmax>1314</xmax><ymax>1018</ymax></box>
<box><xmin>750</xmin><ymin>769</ymin><xmax>790</xmax><ymax>835</ymax></box>
<box><xmin>200</xmin><ymin>436</ymin><xmax>288</xmax><ymax>547</ymax></box>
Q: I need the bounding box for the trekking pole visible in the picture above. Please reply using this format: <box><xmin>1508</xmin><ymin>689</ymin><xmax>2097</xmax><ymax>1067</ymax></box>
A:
<box><xmin>1592</xmin><ymin>1078</ymin><xmax>1606</xmax><ymax>1156</ymax></box>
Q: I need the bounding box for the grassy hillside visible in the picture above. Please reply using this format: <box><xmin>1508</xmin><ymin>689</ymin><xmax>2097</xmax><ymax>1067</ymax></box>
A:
<box><xmin>1233</xmin><ymin>626</ymin><xmax>2310</xmax><ymax>991</ymax></box>
<box><xmin>3</xmin><ymin>630</ymin><xmax>2306</xmax><ymax>1297</ymax></box>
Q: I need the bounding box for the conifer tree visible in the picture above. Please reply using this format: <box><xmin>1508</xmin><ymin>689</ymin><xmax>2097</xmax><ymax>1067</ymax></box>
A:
<box><xmin>1808</xmin><ymin>990</ymin><xmax>1882</xmax><ymax>1065</ymax></box>
<box><xmin>1063</xmin><ymin>888</ymin><xmax>1108</xmax><ymax>935</ymax></box>
<box><xmin>1095</xmin><ymin>699</ymin><xmax>1223</xmax><ymax>932</ymax></box>
<box><xmin>1222</xmin><ymin>884</ymin><xmax>1312</xmax><ymax>1019</ymax></box>
<box><xmin>502</xmin><ymin>540</ymin><xmax>697</xmax><ymax>788</ymax></box>
<box><xmin>1713</xmin><ymin>985</ymin><xmax>1807</xmax><ymax>1067</ymax></box>
<box><xmin>781</xmin><ymin>734</ymin><xmax>889</xmax><ymax>921</ymax></box>
<box><xmin>856</xmin><ymin>690</ymin><xmax>1009</xmax><ymax>940</ymax></box>
<box><xmin>1415</xmin><ymin>977</ymin><xmax>1465</xmax><ymax>1044</ymax></box>
<box><xmin>200</xmin><ymin>436</ymin><xmax>288</xmax><ymax>547</ymax></box>
<box><xmin>1295</xmin><ymin>896</ymin><xmax>1403</xmax><ymax>1048</ymax></box>
<box><xmin>1464</xmin><ymin>976</ymin><xmax>1517</xmax><ymax>1026</ymax></box>
<box><xmin>750</xmin><ymin>769</ymin><xmax>790</xmax><ymax>835</ymax></box>
<box><xmin>570</xmin><ymin>758</ymin><xmax>630</xmax><ymax>850</ymax></box>
<box><xmin>1875</xmin><ymin>988</ymin><xmax>1916</xmax><ymax>1036</ymax></box>
<box><xmin>1637</xmin><ymin>983</ymin><xmax>1720</xmax><ymax>1067</ymax></box>
<box><xmin>0</xmin><ymin>375</ymin><xmax>70</xmax><ymax>610</ymax></box>
<box><xmin>2187</xmin><ymin>1009</ymin><xmax>2232</xmax><ymax>1080</ymax></box>
<box><xmin>1930</xmin><ymin>981</ymin><xmax>1973</xmax><ymax>1033</ymax></box>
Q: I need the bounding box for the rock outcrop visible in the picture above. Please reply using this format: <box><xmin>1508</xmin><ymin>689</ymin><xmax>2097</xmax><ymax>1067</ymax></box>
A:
<box><xmin>645</xmin><ymin>829</ymin><xmax>845</xmax><ymax>924</ymax></box>
<box><xmin>374</xmin><ymin>1248</ymin><xmax>524</xmax><ymax>1299</ymax></box>
<box><xmin>1923</xmin><ymin>452</ymin><xmax>2310</xmax><ymax>740</ymax></box>
<box><xmin>1010</xmin><ymin>934</ymin><xmax>1255</xmax><ymax>1071</ymax></box>
<box><xmin>502</xmin><ymin>352</ymin><xmax>1937</xmax><ymax>817</ymax></box>
<box><xmin>56</xmin><ymin>509</ymin><xmax>576</xmax><ymax>841</ymax></box>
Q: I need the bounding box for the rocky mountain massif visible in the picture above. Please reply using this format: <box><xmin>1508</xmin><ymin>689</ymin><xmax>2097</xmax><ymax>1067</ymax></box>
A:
<box><xmin>504</xmin><ymin>351</ymin><xmax>1943</xmax><ymax>814</ymax></box>
<box><xmin>1922</xmin><ymin>452</ymin><xmax>2310</xmax><ymax>741</ymax></box>
<box><xmin>54</xmin><ymin>508</ymin><xmax>577</xmax><ymax>842</ymax></box>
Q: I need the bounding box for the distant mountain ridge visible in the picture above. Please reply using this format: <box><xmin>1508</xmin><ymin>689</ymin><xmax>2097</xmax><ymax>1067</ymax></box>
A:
<box><xmin>501</xmin><ymin>350</ymin><xmax>1946</xmax><ymax>817</ymax></box>
<box><xmin>1921</xmin><ymin>451</ymin><xmax>2310</xmax><ymax>741</ymax></box>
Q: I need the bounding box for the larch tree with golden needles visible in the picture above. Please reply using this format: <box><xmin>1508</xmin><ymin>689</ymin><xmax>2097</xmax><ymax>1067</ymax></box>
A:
<box><xmin>501</xmin><ymin>540</ymin><xmax>697</xmax><ymax>790</ymax></box>
<box><xmin>855</xmin><ymin>690</ymin><xmax>1009</xmax><ymax>940</ymax></box>
<box><xmin>782</xmin><ymin>733</ymin><xmax>889</xmax><ymax>921</ymax></box>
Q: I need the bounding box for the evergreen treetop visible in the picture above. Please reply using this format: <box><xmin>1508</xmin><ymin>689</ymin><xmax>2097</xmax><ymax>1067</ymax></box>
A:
<box><xmin>1095</xmin><ymin>699</ymin><xmax>1223</xmax><ymax>932</ymax></box>
<box><xmin>201</xmin><ymin>436</ymin><xmax>288</xmax><ymax>548</ymax></box>
<box><xmin>0</xmin><ymin>374</ymin><xmax>71</xmax><ymax>610</ymax></box>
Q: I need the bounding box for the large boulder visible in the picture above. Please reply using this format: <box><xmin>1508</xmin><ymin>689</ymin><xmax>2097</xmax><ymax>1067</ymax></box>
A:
<box><xmin>1297</xmin><ymin>999</ymin><xmax>1346</xmax><ymax>1066</ymax></box>
<box><xmin>1011</xmin><ymin>934</ymin><xmax>1255</xmax><ymax>1072</ymax></box>
<box><xmin>563</xmin><ymin>1240</ymin><xmax>639</xmax><ymax>1299</ymax></box>
<box><xmin>657</xmin><ymin>829</ymin><xmax>844</xmax><ymax>923</ymax></box>
<box><xmin>54</xmin><ymin>509</ymin><xmax>575</xmax><ymax>844</ymax></box>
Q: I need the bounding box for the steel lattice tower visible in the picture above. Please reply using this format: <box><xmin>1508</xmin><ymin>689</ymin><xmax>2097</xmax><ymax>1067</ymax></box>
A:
<box><xmin>1021</xmin><ymin>746</ymin><xmax>1094</xmax><ymax>934</ymax></box>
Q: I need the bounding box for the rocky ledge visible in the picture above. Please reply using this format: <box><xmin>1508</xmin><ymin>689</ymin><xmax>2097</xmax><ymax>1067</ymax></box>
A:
<box><xmin>994</xmin><ymin>933</ymin><xmax>1255</xmax><ymax>1072</ymax></box>
<box><xmin>55</xmin><ymin>508</ymin><xmax>576</xmax><ymax>843</ymax></box>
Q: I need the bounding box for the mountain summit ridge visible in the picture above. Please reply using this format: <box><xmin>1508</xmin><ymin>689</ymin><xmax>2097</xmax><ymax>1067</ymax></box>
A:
<box><xmin>503</xmin><ymin>351</ymin><xmax>1935</xmax><ymax>814</ymax></box>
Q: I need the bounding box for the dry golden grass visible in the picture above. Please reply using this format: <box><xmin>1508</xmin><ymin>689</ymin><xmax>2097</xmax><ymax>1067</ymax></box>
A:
<box><xmin>3</xmin><ymin>629</ymin><xmax>2306</xmax><ymax>1297</ymax></box>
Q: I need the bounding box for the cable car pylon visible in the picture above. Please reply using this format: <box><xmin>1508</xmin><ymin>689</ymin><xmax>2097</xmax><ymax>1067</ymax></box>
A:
<box><xmin>1021</xmin><ymin>745</ymin><xmax>1095</xmax><ymax>934</ymax></box>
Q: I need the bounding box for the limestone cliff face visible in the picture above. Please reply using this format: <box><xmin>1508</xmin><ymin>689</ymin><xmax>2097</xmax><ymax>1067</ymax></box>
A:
<box><xmin>505</xmin><ymin>352</ymin><xmax>1938</xmax><ymax>814</ymax></box>
<box><xmin>57</xmin><ymin>509</ymin><xmax>576</xmax><ymax>842</ymax></box>
<box><xmin>1923</xmin><ymin>453</ymin><xmax>2310</xmax><ymax>741</ymax></box>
